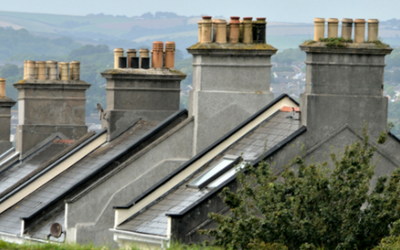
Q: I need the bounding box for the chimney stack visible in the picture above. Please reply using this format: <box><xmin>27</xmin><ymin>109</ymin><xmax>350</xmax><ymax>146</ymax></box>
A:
<box><xmin>189</xmin><ymin>16</ymin><xmax>275</xmax><ymax>153</ymax></box>
<box><xmin>300</xmin><ymin>17</ymin><xmax>392</xmax><ymax>146</ymax></box>
<box><xmin>15</xmin><ymin>60</ymin><xmax>90</xmax><ymax>158</ymax></box>
<box><xmin>0</xmin><ymin>78</ymin><xmax>16</xmax><ymax>155</ymax></box>
<box><xmin>101</xmin><ymin>43</ymin><xmax>186</xmax><ymax>141</ymax></box>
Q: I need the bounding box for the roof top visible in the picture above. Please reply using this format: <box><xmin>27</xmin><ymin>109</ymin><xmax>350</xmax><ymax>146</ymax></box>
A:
<box><xmin>117</xmin><ymin>108</ymin><xmax>301</xmax><ymax>236</ymax></box>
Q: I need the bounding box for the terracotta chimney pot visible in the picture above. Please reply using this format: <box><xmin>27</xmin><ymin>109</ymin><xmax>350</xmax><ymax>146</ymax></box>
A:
<box><xmin>214</xmin><ymin>19</ymin><xmax>227</xmax><ymax>44</ymax></box>
<box><xmin>70</xmin><ymin>61</ymin><xmax>80</xmax><ymax>80</ymax></box>
<box><xmin>36</xmin><ymin>61</ymin><xmax>46</xmax><ymax>80</ymax></box>
<box><xmin>201</xmin><ymin>16</ymin><xmax>212</xmax><ymax>43</ymax></box>
<box><xmin>243</xmin><ymin>17</ymin><xmax>253</xmax><ymax>43</ymax></box>
<box><xmin>126</xmin><ymin>49</ymin><xmax>137</xmax><ymax>68</ymax></box>
<box><xmin>152</xmin><ymin>41</ymin><xmax>164</xmax><ymax>68</ymax></box>
<box><xmin>59</xmin><ymin>62</ymin><xmax>69</xmax><ymax>80</ymax></box>
<box><xmin>229</xmin><ymin>16</ymin><xmax>240</xmax><ymax>43</ymax></box>
<box><xmin>23</xmin><ymin>61</ymin><xmax>27</xmax><ymax>80</ymax></box>
<box><xmin>314</xmin><ymin>18</ymin><xmax>325</xmax><ymax>41</ymax></box>
<box><xmin>46</xmin><ymin>60</ymin><xmax>57</xmax><ymax>80</ymax></box>
<box><xmin>114</xmin><ymin>48</ymin><xmax>124</xmax><ymax>69</ymax></box>
<box><xmin>26</xmin><ymin>61</ymin><xmax>36</xmax><ymax>80</ymax></box>
<box><xmin>165</xmin><ymin>41</ymin><xmax>175</xmax><ymax>68</ymax></box>
<box><xmin>368</xmin><ymin>19</ymin><xmax>379</xmax><ymax>42</ymax></box>
<box><xmin>341</xmin><ymin>18</ymin><xmax>353</xmax><ymax>40</ymax></box>
<box><xmin>0</xmin><ymin>78</ymin><xmax>5</xmax><ymax>97</ymax></box>
<box><xmin>327</xmin><ymin>18</ymin><xmax>339</xmax><ymax>38</ymax></box>
<box><xmin>354</xmin><ymin>19</ymin><xmax>366</xmax><ymax>43</ymax></box>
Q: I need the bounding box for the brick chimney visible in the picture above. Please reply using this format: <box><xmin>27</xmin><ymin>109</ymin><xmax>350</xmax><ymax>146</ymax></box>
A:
<box><xmin>101</xmin><ymin>42</ymin><xmax>186</xmax><ymax>141</ymax></box>
<box><xmin>300</xmin><ymin>18</ymin><xmax>391</xmax><ymax>146</ymax></box>
<box><xmin>187</xmin><ymin>16</ymin><xmax>276</xmax><ymax>153</ymax></box>
<box><xmin>14</xmin><ymin>60</ymin><xmax>90</xmax><ymax>158</ymax></box>
<box><xmin>0</xmin><ymin>78</ymin><xmax>16</xmax><ymax>155</ymax></box>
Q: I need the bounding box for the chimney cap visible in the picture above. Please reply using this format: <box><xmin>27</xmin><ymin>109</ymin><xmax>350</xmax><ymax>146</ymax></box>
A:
<box><xmin>368</xmin><ymin>19</ymin><xmax>379</xmax><ymax>23</ymax></box>
<box><xmin>127</xmin><ymin>49</ymin><xmax>137</xmax><ymax>53</ymax></box>
<box><xmin>114</xmin><ymin>48</ymin><xmax>124</xmax><ymax>52</ymax></box>
<box><xmin>230</xmin><ymin>16</ymin><xmax>240</xmax><ymax>24</ymax></box>
<box><xmin>0</xmin><ymin>78</ymin><xmax>5</xmax><ymax>82</ymax></box>
<box><xmin>139</xmin><ymin>48</ymin><xmax>149</xmax><ymax>52</ymax></box>
<box><xmin>36</xmin><ymin>61</ymin><xmax>46</xmax><ymax>64</ymax></box>
<box><xmin>354</xmin><ymin>19</ymin><xmax>366</xmax><ymax>23</ymax></box>
<box><xmin>59</xmin><ymin>62</ymin><xmax>69</xmax><ymax>65</ymax></box>
<box><xmin>70</xmin><ymin>61</ymin><xmax>80</xmax><ymax>64</ymax></box>
<box><xmin>243</xmin><ymin>17</ymin><xmax>253</xmax><ymax>20</ymax></box>
<box><xmin>328</xmin><ymin>18</ymin><xmax>339</xmax><ymax>23</ymax></box>
<box><xmin>46</xmin><ymin>60</ymin><xmax>57</xmax><ymax>63</ymax></box>
<box><xmin>230</xmin><ymin>16</ymin><xmax>240</xmax><ymax>20</ymax></box>
<box><xmin>256</xmin><ymin>17</ymin><xmax>266</xmax><ymax>21</ymax></box>
<box><xmin>342</xmin><ymin>18</ymin><xmax>353</xmax><ymax>23</ymax></box>
<box><xmin>202</xmin><ymin>16</ymin><xmax>212</xmax><ymax>20</ymax></box>
<box><xmin>314</xmin><ymin>18</ymin><xmax>325</xmax><ymax>23</ymax></box>
<box><xmin>214</xmin><ymin>19</ymin><xmax>227</xmax><ymax>24</ymax></box>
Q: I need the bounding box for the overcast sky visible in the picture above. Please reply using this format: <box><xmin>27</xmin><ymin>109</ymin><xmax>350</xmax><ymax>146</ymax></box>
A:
<box><xmin>0</xmin><ymin>0</ymin><xmax>398</xmax><ymax>23</ymax></box>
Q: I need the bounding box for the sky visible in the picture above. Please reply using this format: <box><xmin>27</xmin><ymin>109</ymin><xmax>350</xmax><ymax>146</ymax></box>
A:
<box><xmin>0</xmin><ymin>0</ymin><xmax>399</xmax><ymax>23</ymax></box>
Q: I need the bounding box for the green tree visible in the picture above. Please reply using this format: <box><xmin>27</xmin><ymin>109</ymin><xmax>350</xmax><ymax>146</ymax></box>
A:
<box><xmin>202</xmin><ymin>126</ymin><xmax>400</xmax><ymax>250</ymax></box>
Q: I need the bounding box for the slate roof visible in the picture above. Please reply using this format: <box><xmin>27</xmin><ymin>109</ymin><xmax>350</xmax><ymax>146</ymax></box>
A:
<box><xmin>0</xmin><ymin>120</ymin><xmax>158</xmax><ymax>235</ymax></box>
<box><xmin>117</xmin><ymin>110</ymin><xmax>300</xmax><ymax>236</ymax></box>
<box><xmin>0</xmin><ymin>139</ymin><xmax>73</xmax><ymax>195</ymax></box>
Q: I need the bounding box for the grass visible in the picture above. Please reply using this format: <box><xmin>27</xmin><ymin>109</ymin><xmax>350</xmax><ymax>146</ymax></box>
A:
<box><xmin>318</xmin><ymin>37</ymin><xmax>353</xmax><ymax>48</ymax></box>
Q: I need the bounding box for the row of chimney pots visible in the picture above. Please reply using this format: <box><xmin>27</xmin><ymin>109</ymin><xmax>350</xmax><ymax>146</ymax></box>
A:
<box><xmin>314</xmin><ymin>18</ymin><xmax>379</xmax><ymax>43</ymax></box>
<box><xmin>198</xmin><ymin>16</ymin><xmax>267</xmax><ymax>44</ymax></box>
<box><xmin>114</xmin><ymin>41</ymin><xmax>176</xmax><ymax>69</ymax></box>
<box><xmin>22</xmin><ymin>60</ymin><xmax>81</xmax><ymax>81</ymax></box>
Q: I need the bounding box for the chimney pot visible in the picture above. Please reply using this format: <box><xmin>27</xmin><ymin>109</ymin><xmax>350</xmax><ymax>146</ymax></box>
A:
<box><xmin>229</xmin><ymin>17</ymin><xmax>240</xmax><ymax>43</ymax></box>
<box><xmin>243</xmin><ymin>17</ymin><xmax>253</xmax><ymax>43</ymax></box>
<box><xmin>354</xmin><ymin>19</ymin><xmax>366</xmax><ymax>43</ymax></box>
<box><xmin>152</xmin><ymin>41</ymin><xmax>164</xmax><ymax>68</ymax></box>
<box><xmin>114</xmin><ymin>48</ymin><xmax>124</xmax><ymax>69</ymax></box>
<box><xmin>0</xmin><ymin>78</ymin><xmax>5</xmax><ymax>97</ymax></box>
<box><xmin>165</xmin><ymin>41</ymin><xmax>175</xmax><ymax>68</ymax></box>
<box><xmin>368</xmin><ymin>19</ymin><xmax>379</xmax><ymax>42</ymax></box>
<box><xmin>70</xmin><ymin>61</ymin><xmax>81</xmax><ymax>80</ymax></box>
<box><xmin>36</xmin><ymin>61</ymin><xmax>46</xmax><ymax>80</ymax></box>
<box><xmin>59</xmin><ymin>62</ymin><xmax>70</xmax><ymax>80</ymax></box>
<box><xmin>26</xmin><ymin>61</ymin><xmax>36</xmax><ymax>80</ymax></box>
<box><xmin>253</xmin><ymin>17</ymin><xmax>267</xmax><ymax>43</ymax></box>
<box><xmin>198</xmin><ymin>20</ymin><xmax>203</xmax><ymax>43</ymax></box>
<box><xmin>327</xmin><ymin>18</ymin><xmax>339</xmax><ymax>38</ymax></box>
<box><xmin>139</xmin><ymin>49</ymin><xmax>150</xmax><ymax>69</ymax></box>
<box><xmin>23</xmin><ymin>61</ymin><xmax>27</xmax><ymax>80</ymax></box>
<box><xmin>200</xmin><ymin>16</ymin><xmax>212</xmax><ymax>43</ymax></box>
<box><xmin>126</xmin><ymin>49</ymin><xmax>137</xmax><ymax>68</ymax></box>
<box><xmin>46</xmin><ymin>60</ymin><xmax>57</xmax><ymax>80</ymax></box>
<box><xmin>341</xmin><ymin>18</ymin><xmax>353</xmax><ymax>40</ymax></box>
<box><xmin>214</xmin><ymin>19</ymin><xmax>227</xmax><ymax>44</ymax></box>
<box><xmin>314</xmin><ymin>18</ymin><xmax>325</xmax><ymax>41</ymax></box>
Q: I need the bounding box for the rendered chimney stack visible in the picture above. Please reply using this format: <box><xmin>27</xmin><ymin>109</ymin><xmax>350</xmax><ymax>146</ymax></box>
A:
<box><xmin>0</xmin><ymin>78</ymin><xmax>5</xmax><ymax>97</ymax></box>
<box><xmin>152</xmin><ymin>41</ymin><xmax>164</xmax><ymax>68</ymax></box>
<box><xmin>314</xmin><ymin>18</ymin><xmax>325</xmax><ymax>41</ymax></box>
<box><xmin>46</xmin><ymin>60</ymin><xmax>57</xmax><ymax>80</ymax></box>
<box><xmin>229</xmin><ymin>16</ymin><xmax>240</xmax><ymax>43</ymax></box>
<box><xmin>165</xmin><ymin>42</ymin><xmax>175</xmax><ymax>68</ymax></box>
<box><xmin>59</xmin><ymin>62</ymin><xmax>69</xmax><ymax>80</ymax></box>
<box><xmin>328</xmin><ymin>18</ymin><xmax>339</xmax><ymax>38</ymax></box>
<box><xmin>341</xmin><ymin>18</ymin><xmax>353</xmax><ymax>40</ymax></box>
<box><xmin>114</xmin><ymin>48</ymin><xmax>124</xmax><ymax>69</ymax></box>
<box><xmin>214</xmin><ymin>19</ymin><xmax>227</xmax><ymax>43</ymax></box>
<box><xmin>36</xmin><ymin>61</ymin><xmax>46</xmax><ymax>80</ymax></box>
<box><xmin>368</xmin><ymin>19</ymin><xmax>379</xmax><ymax>42</ymax></box>
<box><xmin>354</xmin><ymin>19</ymin><xmax>366</xmax><ymax>43</ymax></box>
<box><xmin>26</xmin><ymin>61</ymin><xmax>36</xmax><ymax>80</ymax></box>
<box><xmin>0</xmin><ymin>77</ymin><xmax>16</xmax><ymax>155</ymax></box>
<box><xmin>201</xmin><ymin>16</ymin><xmax>212</xmax><ymax>43</ymax></box>
<box><xmin>243</xmin><ymin>17</ymin><xmax>253</xmax><ymax>43</ymax></box>
<box><xmin>126</xmin><ymin>49</ymin><xmax>137</xmax><ymax>68</ymax></box>
<box><xmin>70</xmin><ymin>61</ymin><xmax>80</xmax><ymax>80</ymax></box>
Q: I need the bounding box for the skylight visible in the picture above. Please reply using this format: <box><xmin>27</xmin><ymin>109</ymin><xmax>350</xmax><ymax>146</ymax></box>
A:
<box><xmin>207</xmin><ymin>161</ymin><xmax>248</xmax><ymax>189</ymax></box>
<box><xmin>187</xmin><ymin>155</ymin><xmax>240</xmax><ymax>189</ymax></box>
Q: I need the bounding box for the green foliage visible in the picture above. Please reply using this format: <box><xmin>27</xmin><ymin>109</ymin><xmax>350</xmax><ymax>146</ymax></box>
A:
<box><xmin>272</xmin><ymin>48</ymin><xmax>306</xmax><ymax>64</ymax></box>
<box><xmin>319</xmin><ymin>38</ymin><xmax>353</xmax><ymax>48</ymax></box>
<box><xmin>201</xmin><ymin>127</ymin><xmax>400</xmax><ymax>250</ymax></box>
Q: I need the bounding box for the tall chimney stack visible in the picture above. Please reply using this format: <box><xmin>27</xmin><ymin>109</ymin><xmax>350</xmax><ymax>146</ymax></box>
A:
<box><xmin>0</xmin><ymin>78</ymin><xmax>16</xmax><ymax>155</ymax></box>
<box><xmin>188</xmin><ymin>16</ymin><xmax>276</xmax><ymax>153</ymax></box>
<box><xmin>300</xmin><ymin>17</ymin><xmax>392</xmax><ymax>146</ymax></box>
<box><xmin>14</xmin><ymin>60</ymin><xmax>90</xmax><ymax>158</ymax></box>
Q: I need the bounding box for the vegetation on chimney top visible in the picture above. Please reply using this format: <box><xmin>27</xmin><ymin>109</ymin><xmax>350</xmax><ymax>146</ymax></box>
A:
<box><xmin>319</xmin><ymin>37</ymin><xmax>353</xmax><ymax>48</ymax></box>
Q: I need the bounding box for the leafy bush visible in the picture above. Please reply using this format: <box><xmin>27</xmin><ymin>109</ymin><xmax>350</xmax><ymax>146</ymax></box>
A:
<box><xmin>201</xmin><ymin>126</ymin><xmax>400</xmax><ymax>250</ymax></box>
